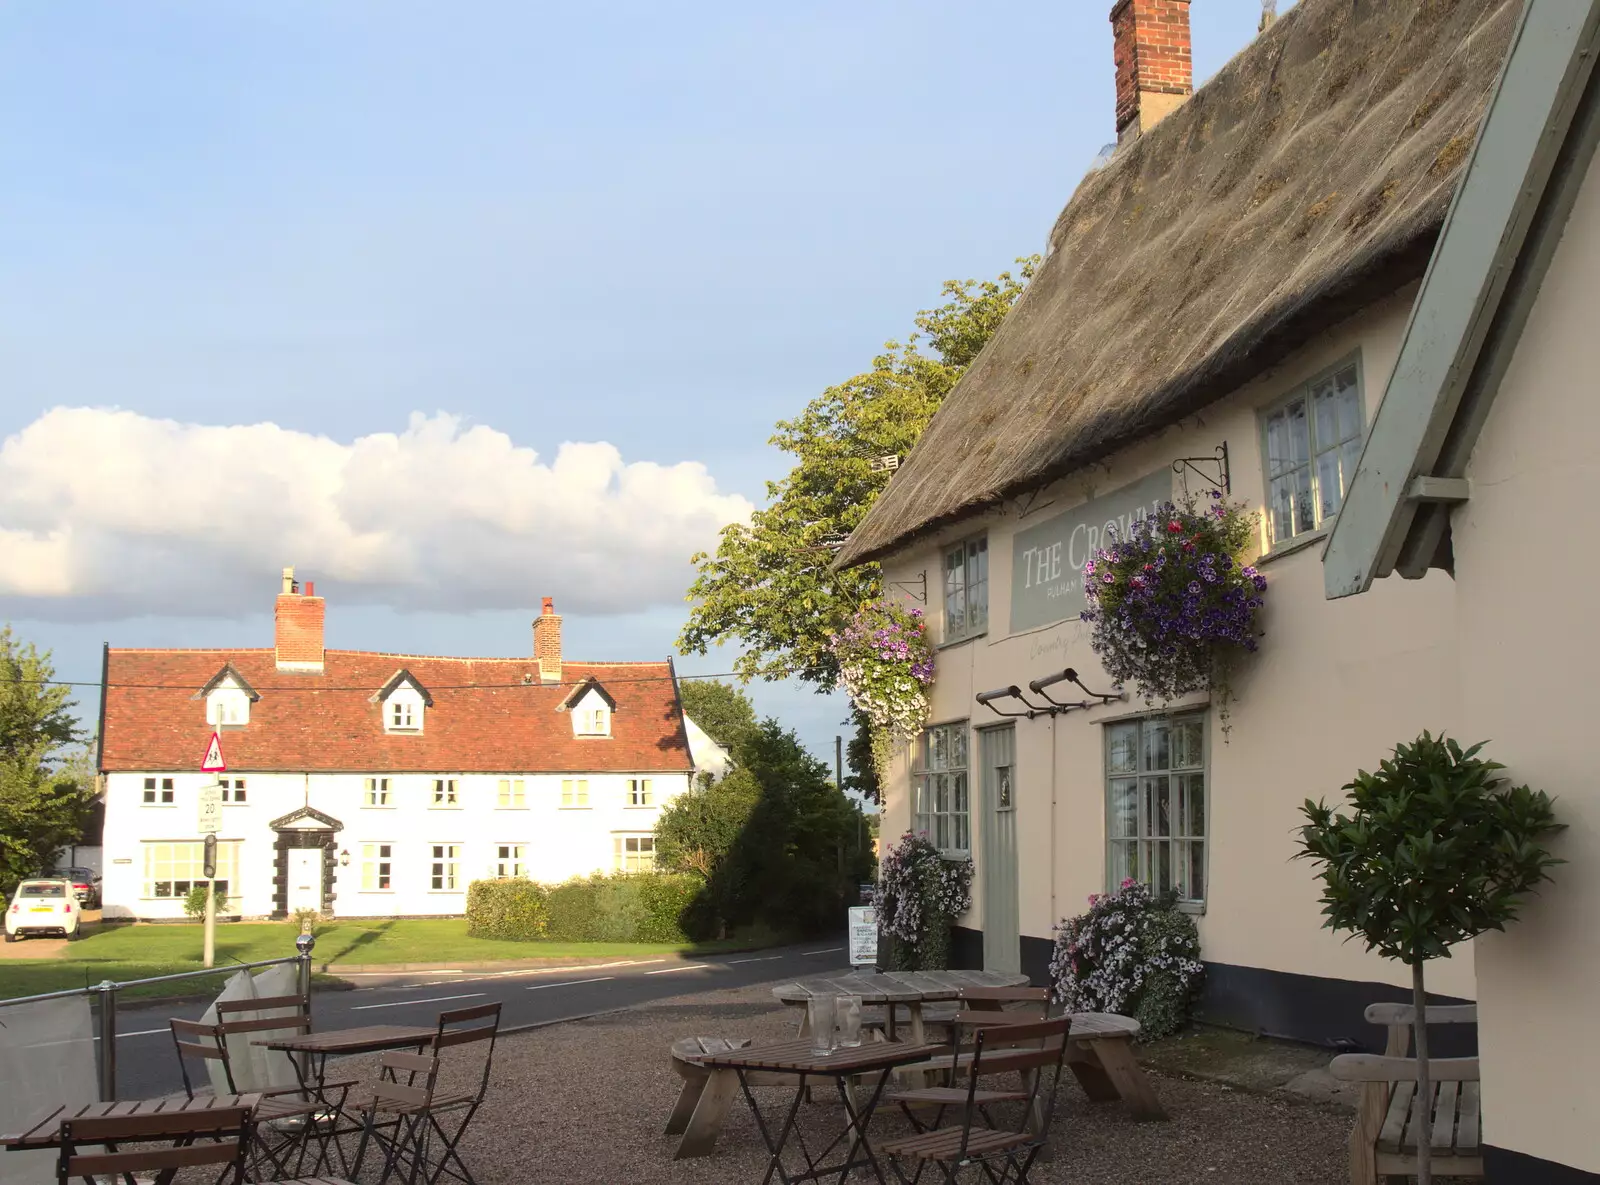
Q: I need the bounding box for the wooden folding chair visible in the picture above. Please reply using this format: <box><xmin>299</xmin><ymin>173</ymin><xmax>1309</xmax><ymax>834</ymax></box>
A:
<box><xmin>889</xmin><ymin>1010</ymin><xmax>1057</xmax><ymax>1133</ymax></box>
<box><xmin>881</xmin><ymin>1015</ymin><xmax>1073</xmax><ymax>1184</ymax></box>
<box><xmin>349</xmin><ymin>1051</ymin><xmax>443</xmax><ymax>1185</ymax></box>
<box><xmin>56</xmin><ymin>1105</ymin><xmax>252</xmax><ymax>1185</ymax></box>
<box><xmin>417</xmin><ymin>1001</ymin><xmax>502</xmax><ymax>1185</ymax></box>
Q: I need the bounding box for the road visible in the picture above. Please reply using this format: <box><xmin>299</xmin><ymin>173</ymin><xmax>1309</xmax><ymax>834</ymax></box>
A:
<box><xmin>108</xmin><ymin>940</ymin><xmax>846</xmax><ymax>1099</ymax></box>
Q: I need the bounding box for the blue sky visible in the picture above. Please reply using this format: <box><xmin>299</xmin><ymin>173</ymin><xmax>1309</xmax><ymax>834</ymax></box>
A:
<box><xmin>0</xmin><ymin>1</ymin><xmax>1288</xmax><ymax>761</ymax></box>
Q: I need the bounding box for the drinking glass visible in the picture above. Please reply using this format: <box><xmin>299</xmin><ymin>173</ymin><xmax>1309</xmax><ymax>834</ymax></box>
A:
<box><xmin>836</xmin><ymin>995</ymin><xmax>863</xmax><ymax>1048</ymax></box>
<box><xmin>807</xmin><ymin>994</ymin><xmax>837</xmax><ymax>1055</ymax></box>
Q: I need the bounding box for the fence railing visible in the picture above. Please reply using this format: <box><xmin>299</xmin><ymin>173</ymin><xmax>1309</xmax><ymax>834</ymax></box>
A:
<box><xmin>0</xmin><ymin>933</ymin><xmax>315</xmax><ymax>1099</ymax></box>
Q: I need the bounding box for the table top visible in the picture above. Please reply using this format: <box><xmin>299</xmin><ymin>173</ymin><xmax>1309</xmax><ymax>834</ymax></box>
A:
<box><xmin>770</xmin><ymin>969</ymin><xmax>1031</xmax><ymax>1005</ymax></box>
<box><xmin>1</xmin><ymin>1094</ymin><xmax>259</xmax><ymax>1151</ymax></box>
<box><xmin>253</xmin><ymin>1024</ymin><xmax>434</xmax><ymax>1055</ymax></box>
<box><xmin>697</xmin><ymin>1038</ymin><xmax>947</xmax><ymax>1076</ymax></box>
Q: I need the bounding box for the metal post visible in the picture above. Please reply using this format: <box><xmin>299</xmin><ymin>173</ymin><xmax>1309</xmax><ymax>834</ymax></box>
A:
<box><xmin>203</xmin><ymin>880</ymin><xmax>216</xmax><ymax>968</ymax></box>
<box><xmin>96</xmin><ymin>981</ymin><xmax>118</xmax><ymax>1100</ymax></box>
<box><xmin>295</xmin><ymin>931</ymin><xmax>315</xmax><ymax>1007</ymax></box>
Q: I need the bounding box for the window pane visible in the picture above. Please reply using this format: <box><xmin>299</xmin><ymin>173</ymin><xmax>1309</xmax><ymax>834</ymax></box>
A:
<box><xmin>951</xmin><ymin>772</ymin><xmax>968</xmax><ymax>818</ymax></box>
<box><xmin>1270</xmin><ymin>474</ymin><xmax>1295</xmax><ymax>541</ymax></box>
<box><xmin>1317</xmin><ymin>449</ymin><xmax>1343</xmax><ymax>523</ymax></box>
<box><xmin>1287</xmin><ymin>399</ymin><xmax>1310</xmax><ymax>465</ymax></box>
<box><xmin>1107</xmin><ymin>723</ymin><xmax>1138</xmax><ymax>773</ymax></box>
<box><xmin>1312</xmin><ymin>379</ymin><xmax>1338</xmax><ymax>451</ymax></box>
<box><xmin>1141</xmin><ymin>721</ymin><xmax>1170</xmax><ymax>772</ymax></box>
<box><xmin>934</xmin><ymin>775</ymin><xmax>950</xmax><ymax>814</ymax></box>
<box><xmin>929</xmin><ymin>728</ymin><xmax>948</xmax><ymax>772</ymax></box>
<box><xmin>1172</xmin><ymin>719</ymin><xmax>1203</xmax><ymax>769</ymax></box>
<box><xmin>1110</xmin><ymin>840</ymin><xmax>1136</xmax><ymax>886</ymax></box>
<box><xmin>1340</xmin><ymin>438</ymin><xmax>1362</xmax><ymax>502</ymax></box>
<box><xmin>950</xmin><ymin>727</ymin><xmax>968</xmax><ymax>771</ymax></box>
<box><xmin>968</xmin><ymin>540</ymin><xmax>989</xmax><ymax>632</ymax></box>
<box><xmin>1335</xmin><ymin>368</ymin><xmax>1361</xmax><ymax>440</ymax></box>
<box><xmin>944</xmin><ymin>549</ymin><xmax>967</xmax><ymax>635</ymax></box>
<box><xmin>1189</xmin><ymin>842</ymin><xmax>1206</xmax><ymax>901</ymax></box>
<box><xmin>1109</xmin><ymin>778</ymin><xmax>1138</xmax><ymax>838</ymax></box>
<box><xmin>1153</xmin><ymin>841</ymin><xmax>1172</xmax><ymax>894</ymax></box>
<box><xmin>1182</xmin><ymin>772</ymin><xmax>1206</xmax><ymax>837</ymax></box>
<box><xmin>1265</xmin><ymin>410</ymin><xmax>1290</xmax><ymax>477</ymax></box>
<box><xmin>1146</xmin><ymin>777</ymin><xmax>1171</xmax><ymax>837</ymax></box>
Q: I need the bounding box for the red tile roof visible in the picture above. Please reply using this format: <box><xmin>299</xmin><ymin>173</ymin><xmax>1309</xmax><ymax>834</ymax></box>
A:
<box><xmin>100</xmin><ymin>649</ymin><xmax>693</xmax><ymax>775</ymax></box>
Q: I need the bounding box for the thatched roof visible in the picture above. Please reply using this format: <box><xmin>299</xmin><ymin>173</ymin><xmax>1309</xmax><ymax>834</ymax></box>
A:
<box><xmin>837</xmin><ymin>0</ymin><xmax>1519</xmax><ymax>569</ymax></box>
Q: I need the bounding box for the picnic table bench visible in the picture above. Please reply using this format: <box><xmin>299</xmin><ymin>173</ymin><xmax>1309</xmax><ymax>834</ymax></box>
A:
<box><xmin>1331</xmin><ymin>1003</ymin><xmax>1482</xmax><ymax>1183</ymax></box>
<box><xmin>666</xmin><ymin>1036</ymin><xmax>793</xmax><ymax>1159</ymax></box>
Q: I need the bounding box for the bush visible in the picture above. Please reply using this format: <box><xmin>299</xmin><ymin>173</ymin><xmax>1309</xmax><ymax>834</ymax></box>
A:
<box><xmin>290</xmin><ymin>906</ymin><xmax>322</xmax><ymax>933</ymax></box>
<box><xmin>1049</xmin><ymin>879</ymin><xmax>1204</xmax><ymax>1041</ymax></box>
<box><xmin>466</xmin><ymin>878</ymin><xmax>550</xmax><ymax>940</ymax></box>
<box><xmin>182</xmin><ymin>884</ymin><xmax>228</xmax><ymax>918</ymax></box>
<box><xmin>877</xmin><ymin>833</ymin><xmax>973</xmax><ymax>970</ymax></box>
<box><xmin>540</xmin><ymin>872</ymin><xmax>697</xmax><ymax>943</ymax></box>
<box><xmin>544</xmin><ymin>877</ymin><xmax>601</xmax><ymax>941</ymax></box>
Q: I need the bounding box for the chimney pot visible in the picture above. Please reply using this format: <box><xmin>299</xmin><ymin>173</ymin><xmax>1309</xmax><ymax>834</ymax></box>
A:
<box><xmin>305</xmin><ymin>580</ymin><xmax>315</xmax><ymax>597</ymax></box>
<box><xmin>1111</xmin><ymin>0</ymin><xmax>1193</xmax><ymax>145</ymax></box>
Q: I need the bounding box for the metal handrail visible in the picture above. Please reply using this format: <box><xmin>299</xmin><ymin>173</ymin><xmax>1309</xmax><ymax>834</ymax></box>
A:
<box><xmin>0</xmin><ymin>934</ymin><xmax>316</xmax><ymax>1100</ymax></box>
<box><xmin>0</xmin><ymin>955</ymin><xmax>303</xmax><ymax>1008</ymax></box>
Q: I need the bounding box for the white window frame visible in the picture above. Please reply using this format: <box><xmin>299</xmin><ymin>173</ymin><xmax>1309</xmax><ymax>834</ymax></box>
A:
<box><xmin>431</xmin><ymin>777</ymin><xmax>459</xmax><ymax>808</ymax></box>
<box><xmin>219</xmin><ymin>776</ymin><xmax>247</xmax><ymax>805</ymax></box>
<box><xmin>389</xmin><ymin>700</ymin><xmax>416</xmax><ymax>730</ymax></box>
<box><xmin>576</xmin><ymin>706</ymin><xmax>610</xmax><ymax>736</ymax></box>
<box><xmin>142</xmin><ymin>777</ymin><xmax>175</xmax><ymax>806</ymax></box>
<box><xmin>1104</xmin><ymin>711</ymin><xmax>1208</xmax><ymax>909</ymax></box>
<box><xmin>1260</xmin><ymin>357</ymin><xmax>1365</xmax><ymax>549</ymax></box>
<box><xmin>430</xmin><ymin>843</ymin><xmax>461</xmax><ymax>892</ymax></box>
<box><xmin>613</xmin><ymin>834</ymin><xmax>655</xmax><ymax>873</ymax></box>
<box><xmin>364</xmin><ymin>777</ymin><xmax>391</xmax><ymax>808</ymax></box>
<box><xmin>361</xmin><ymin>842</ymin><xmax>394</xmax><ymax>892</ymax></box>
<box><xmin>494</xmin><ymin>843</ymin><xmax>526</xmax><ymax>879</ymax></box>
<box><xmin>627</xmin><ymin>778</ymin><xmax>653</xmax><ymax>807</ymax></box>
<box><xmin>560</xmin><ymin>779</ymin><xmax>590</xmax><ymax>809</ymax></box>
<box><xmin>497</xmin><ymin>778</ymin><xmax>526</xmax><ymax>809</ymax></box>
<box><xmin>142</xmin><ymin>841</ymin><xmax>238</xmax><ymax>900</ymax></box>
<box><xmin>912</xmin><ymin>722</ymin><xmax>970</xmax><ymax>856</ymax></box>
<box><xmin>942</xmin><ymin>535</ymin><xmax>989</xmax><ymax>644</ymax></box>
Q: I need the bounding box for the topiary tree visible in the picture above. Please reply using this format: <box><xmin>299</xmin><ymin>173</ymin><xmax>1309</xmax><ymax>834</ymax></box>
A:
<box><xmin>1296</xmin><ymin>732</ymin><xmax>1564</xmax><ymax>1185</ymax></box>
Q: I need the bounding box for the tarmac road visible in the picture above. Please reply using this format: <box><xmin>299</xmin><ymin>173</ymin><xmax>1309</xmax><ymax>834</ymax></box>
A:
<box><xmin>104</xmin><ymin>940</ymin><xmax>847</xmax><ymax>1099</ymax></box>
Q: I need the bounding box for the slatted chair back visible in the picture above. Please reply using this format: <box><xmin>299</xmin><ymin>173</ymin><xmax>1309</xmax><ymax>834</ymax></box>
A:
<box><xmin>375</xmin><ymin>1050</ymin><xmax>442</xmax><ymax>1108</ymax></box>
<box><xmin>57</xmin><ymin>1106</ymin><xmax>252</xmax><ymax>1185</ymax></box>
<box><xmin>431</xmin><ymin>1000</ymin><xmax>503</xmax><ymax>1103</ymax></box>
<box><xmin>215</xmin><ymin>991</ymin><xmax>314</xmax><ymax>1038</ymax></box>
<box><xmin>954</xmin><ymin>1015</ymin><xmax>1073</xmax><ymax>1160</ymax></box>
<box><xmin>170</xmin><ymin>1017</ymin><xmax>241</xmax><ymax>1097</ymax></box>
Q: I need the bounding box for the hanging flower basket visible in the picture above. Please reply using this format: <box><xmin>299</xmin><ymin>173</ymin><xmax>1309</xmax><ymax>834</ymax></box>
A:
<box><xmin>830</xmin><ymin>599</ymin><xmax>935</xmax><ymax>741</ymax></box>
<box><xmin>878</xmin><ymin>832</ymin><xmax>973</xmax><ymax>970</ymax></box>
<box><xmin>1080</xmin><ymin>492</ymin><xmax>1266</xmax><ymax>721</ymax></box>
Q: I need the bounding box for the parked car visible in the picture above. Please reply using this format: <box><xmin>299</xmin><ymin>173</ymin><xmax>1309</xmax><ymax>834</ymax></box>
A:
<box><xmin>5</xmin><ymin>879</ymin><xmax>82</xmax><ymax>941</ymax></box>
<box><xmin>50</xmin><ymin>866</ymin><xmax>102</xmax><ymax>909</ymax></box>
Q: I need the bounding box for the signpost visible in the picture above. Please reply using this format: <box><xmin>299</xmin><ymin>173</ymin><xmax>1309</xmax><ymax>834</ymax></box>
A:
<box><xmin>199</xmin><ymin>733</ymin><xmax>226</xmax><ymax>969</ymax></box>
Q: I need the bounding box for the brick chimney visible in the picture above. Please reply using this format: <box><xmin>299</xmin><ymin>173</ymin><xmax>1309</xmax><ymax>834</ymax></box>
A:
<box><xmin>533</xmin><ymin>596</ymin><xmax>562</xmax><ymax>684</ymax></box>
<box><xmin>274</xmin><ymin>566</ymin><xmax>326</xmax><ymax>673</ymax></box>
<box><xmin>1111</xmin><ymin>0</ymin><xmax>1193</xmax><ymax>145</ymax></box>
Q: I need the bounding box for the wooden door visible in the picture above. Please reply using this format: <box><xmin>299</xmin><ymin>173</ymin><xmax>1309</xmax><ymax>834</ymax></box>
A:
<box><xmin>979</xmin><ymin>726</ymin><xmax>1020</xmax><ymax>973</ymax></box>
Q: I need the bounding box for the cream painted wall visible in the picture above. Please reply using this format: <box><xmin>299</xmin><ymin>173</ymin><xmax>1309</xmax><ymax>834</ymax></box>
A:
<box><xmin>880</xmin><ymin>283</ymin><xmax>1476</xmax><ymax>1001</ymax></box>
<box><xmin>1450</xmin><ymin>147</ymin><xmax>1600</xmax><ymax>1173</ymax></box>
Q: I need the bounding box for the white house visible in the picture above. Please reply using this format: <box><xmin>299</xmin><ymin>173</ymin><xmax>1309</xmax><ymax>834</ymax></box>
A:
<box><xmin>97</xmin><ymin>571</ymin><xmax>719</xmax><ymax>921</ymax></box>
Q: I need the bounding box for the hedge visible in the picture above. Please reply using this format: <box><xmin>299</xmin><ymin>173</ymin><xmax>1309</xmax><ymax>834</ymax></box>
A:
<box><xmin>465</xmin><ymin>872</ymin><xmax>699</xmax><ymax>943</ymax></box>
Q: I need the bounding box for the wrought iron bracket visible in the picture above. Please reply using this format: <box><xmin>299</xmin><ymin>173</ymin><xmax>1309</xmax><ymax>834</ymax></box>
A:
<box><xmin>1173</xmin><ymin>442</ymin><xmax>1231</xmax><ymax>499</ymax></box>
<box><xmin>888</xmin><ymin>570</ymin><xmax>927</xmax><ymax>604</ymax></box>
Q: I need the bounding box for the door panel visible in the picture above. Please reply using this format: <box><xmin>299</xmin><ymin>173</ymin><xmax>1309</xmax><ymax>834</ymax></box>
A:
<box><xmin>979</xmin><ymin>727</ymin><xmax>1020</xmax><ymax>974</ymax></box>
<box><xmin>287</xmin><ymin>849</ymin><xmax>322</xmax><ymax>913</ymax></box>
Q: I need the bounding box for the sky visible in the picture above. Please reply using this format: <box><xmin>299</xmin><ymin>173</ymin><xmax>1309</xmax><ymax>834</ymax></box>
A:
<box><xmin>0</xmin><ymin>0</ymin><xmax>1290</xmax><ymax>763</ymax></box>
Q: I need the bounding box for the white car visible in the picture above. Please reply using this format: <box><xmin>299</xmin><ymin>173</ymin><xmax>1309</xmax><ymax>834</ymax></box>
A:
<box><xmin>5</xmin><ymin>878</ymin><xmax>82</xmax><ymax>942</ymax></box>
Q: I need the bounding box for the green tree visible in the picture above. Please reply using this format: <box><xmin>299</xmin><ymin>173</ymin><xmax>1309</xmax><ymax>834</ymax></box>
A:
<box><xmin>0</xmin><ymin>627</ymin><xmax>93</xmax><ymax>895</ymax></box>
<box><xmin>677</xmin><ymin>679</ymin><xmax>759</xmax><ymax>755</ymax></box>
<box><xmin>1296</xmin><ymin>733</ymin><xmax>1564</xmax><ymax>1185</ymax></box>
<box><xmin>655</xmin><ymin>766</ymin><xmax>761</xmax><ymax>882</ymax></box>
<box><xmin>678</xmin><ymin>259</ymin><xmax>1037</xmax><ymax>689</ymax></box>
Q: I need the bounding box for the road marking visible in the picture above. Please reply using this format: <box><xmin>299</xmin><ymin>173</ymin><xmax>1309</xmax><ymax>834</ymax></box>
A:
<box><xmin>351</xmin><ymin>992</ymin><xmax>486</xmax><ymax>1011</ymax></box>
<box><xmin>479</xmin><ymin>958</ymin><xmax>666</xmax><ymax>979</ymax></box>
<box><xmin>339</xmin><ymin>970</ymin><xmax>464</xmax><ymax>977</ymax></box>
<box><xmin>730</xmin><ymin>956</ymin><xmax>784</xmax><ymax>964</ymax></box>
<box><xmin>526</xmin><ymin>976</ymin><xmax>615</xmax><ymax>991</ymax></box>
<box><xmin>801</xmin><ymin>947</ymin><xmax>845</xmax><ymax>956</ymax></box>
<box><xmin>645</xmin><ymin>964</ymin><xmax>711</xmax><ymax>975</ymax></box>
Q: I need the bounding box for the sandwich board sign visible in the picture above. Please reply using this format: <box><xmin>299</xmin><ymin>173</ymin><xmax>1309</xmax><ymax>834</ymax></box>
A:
<box><xmin>848</xmin><ymin>906</ymin><xmax>878</xmax><ymax>968</ymax></box>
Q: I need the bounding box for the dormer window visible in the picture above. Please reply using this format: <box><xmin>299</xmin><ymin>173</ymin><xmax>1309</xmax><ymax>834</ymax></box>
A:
<box><xmin>196</xmin><ymin>664</ymin><xmax>258</xmax><ymax>729</ymax></box>
<box><xmin>561</xmin><ymin>676</ymin><xmax>617</xmax><ymax>739</ymax></box>
<box><xmin>374</xmin><ymin>669</ymin><xmax>431</xmax><ymax>734</ymax></box>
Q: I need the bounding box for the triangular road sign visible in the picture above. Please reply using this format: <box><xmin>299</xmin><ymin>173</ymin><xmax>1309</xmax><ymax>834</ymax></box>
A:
<box><xmin>200</xmin><ymin>732</ymin><xmax>227</xmax><ymax>773</ymax></box>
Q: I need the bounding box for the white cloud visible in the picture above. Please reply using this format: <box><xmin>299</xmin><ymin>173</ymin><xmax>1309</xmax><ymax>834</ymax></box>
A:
<box><xmin>0</xmin><ymin>408</ymin><xmax>752</xmax><ymax>620</ymax></box>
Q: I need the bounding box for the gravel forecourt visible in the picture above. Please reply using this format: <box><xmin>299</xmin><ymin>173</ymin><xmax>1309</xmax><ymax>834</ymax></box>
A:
<box><xmin>329</xmin><ymin>979</ymin><xmax>1370</xmax><ymax>1185</ymax></box>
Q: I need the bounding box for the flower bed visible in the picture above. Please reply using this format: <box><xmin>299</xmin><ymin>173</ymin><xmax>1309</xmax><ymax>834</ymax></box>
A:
<box><xmin>1081</xmin><ymin>492</ymin><xmax>1266</xmax><ymax>722</ymax></box>
<box><xmin>878</xmin><ymin>832</ymin><xmax>973</xmax><ymax>970</ymax></box>
<box><xmin>1048</xmin><ymin>878</ymin><xmax>1204</xmax><ymax>1040</ymax></box>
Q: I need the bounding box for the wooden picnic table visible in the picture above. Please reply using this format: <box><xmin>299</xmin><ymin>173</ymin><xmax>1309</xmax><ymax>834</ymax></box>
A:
<box><xmin>771</xmin><ymin>969</ymin><xmax>1032</xmax><ymax>1045</ymax></box>
<box><xmin>0</xmin><ymin>1093</ymin><xmax>260</xmax><ymax>1185</ymax></box>
<box><xmin>699</xmin><ymin>1037</ymin><xmax>947</xmax><ymax>1184</ymax></box>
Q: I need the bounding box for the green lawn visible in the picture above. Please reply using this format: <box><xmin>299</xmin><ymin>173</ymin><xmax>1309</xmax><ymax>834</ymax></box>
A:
<box><xmin>0</xmin><ymin>918</ymin><xmax>774</xmax><ymax>1002</ymax></box>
